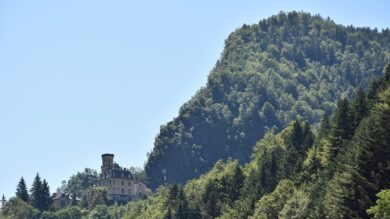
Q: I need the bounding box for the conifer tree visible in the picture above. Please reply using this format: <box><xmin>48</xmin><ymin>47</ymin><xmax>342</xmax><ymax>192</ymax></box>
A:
<box><xmin>202</xmin><ymin>181</ymin><xmax>219</xmax><ymax>218</ymax></box>
<box><xmin>1</xmin><ymin>194</ymin><xmax>6</xmax><ymax>209</ymax></box>
<box><xmin>284</xmin><ymin>119</ymin><xmax>314</xmax><ymax>178</ymax></box>
<box><xmin>16</xmin><ymin>177</ymin><xmax>29</xmax><ymax>203</ymax></box>
<box><xmin>228</xmin><ymin>163</ymin><xmax>244</xmax><ymax>203</ymax></box>
<box><xmin>289</xmin><ymin>119</ymin><xmax>304</xmax><ymax>152</ymax></box>
<box><xmin>30</xmin><ymin>173</ymin><xmax>44</xmax><ymax>211</ymax></box>
<box><xmin>302</xmin><ymin>120</ymin><xmax>314</xmax><ymax>150</ymax></box>
<box><xmin>168</xmin><ymin>183</ymin><xmax>178</xmax><ymax>203</ymax></box>
<box><xmin>303</xmin><ymin>144</ymin><xmax>321</xmax><ymax>180</ymax></box>
<box><xmin>174</xmin><ymin>187</ymin><xmax>188</xmax><ymax>219</ymax></box>
<box><xmin>331</xmin><ymin>98</ymin><xmax>353</xmax><ymax>140</ymax></box>
<box><xmin>176</xmin><ymin>203</ymin><xmax>185</xmax><ymax>219</ymax></box>
<box><xmin>42</xmin><ymin>180</ymin><xmax>51</xmax><ymax>211</ymax></box>
<box><xmin>164</xmin><ymin>207</ymin><xmax>172</xmax><ymax>219</ymax></box>
<box><xmin>351</xmin><ymin>87</ymin><xmax>368</xmax><ymax>129</ymax></box>
<box><xmin>323</xmin><ymin>165</ymin><xmax>362</xmax><ymax>219</ymax></box>
<box><xmin>325</xmin><ymin>98</ymin><xmax>353</xmax><ymax>167</ymax></box>
<box><xmin>189</xmin><ymin>203</ymin><xmax>201</xmax><ymax>219</ymax></box>
<box><xmin>241</xmin><ymin>168</ymin><xmax>261</xmax><ymax>214</ymax></box>
<box><xmin>269</xmin><ymin>151</ymin><xmax>278</xmax><ymax>187</ymax></box>
<box><xmin>318</xmin><ymin>113</ymin><xmax>331</xmax><ymax>139</ymax></box>
<box><xmin>385</xmin><ymin>64</ymin><xmax>390</xmax><ymax>83</ymax></box>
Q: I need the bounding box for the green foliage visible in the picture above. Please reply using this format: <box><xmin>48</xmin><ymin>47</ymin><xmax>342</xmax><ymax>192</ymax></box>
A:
<box><xmin>1</xmin><ymin>197</ymin><xmax>40</xmax><ymax>219</ymax></box>
<box><xmin>331</xmin><ymin>98</ymin><xmax>354</xmax><ymax>140</ymax></box>
<box><xmin>59</xmin><ymin>168</ymin><xmax>98</xmax><ymax>197</ymax></box>
<box><xmin>318</xmin><ymin>113</ymin><xmax>331</xmax><ymax>139</ymax></box>
<box><xmin>322</xmin><ymin>170</ymin><xmax>357</xmax><ymax>218</ymax></box>
<box><xmin>303</xmin><ymin>143</ymin><xmax>321</xmax><ymax>181</ymax></box>
<box><xmin>351</xmin><ymin>87</ymin><xmax>368</xmax><ymax>128</ymax></box>
<box><xmin>16</xmin><ymin>177</ymin><xmax>29</xmax><ymax>203</ymax></box>
<box><xmin>145</xmin><ymin>11</ymin><xmax>390</xmax><ymax>190</ymax></box>
<box><xmin>121</xmin><ymin>200</ymin><xmax>149</xmax><ymax>219</ymax></box>
<box><xmin>41</xmin><ymin>206</ymin><xmax>84</xmax><ymax>219</ymax></box>
<box><xmin>164</xmin><ymin>184</ymin><xmax>189</xmax><ymax>219</ymax></box>
<box><xmin>284</xmin><ymin>119</ymin><xmax>314</xmax><ymax>179</ymax></box>
<box><xmin>87</xmin><ymin>205</ymin><xmax>114</xmax><ymax>219</ymax></box>
<box><xmin>128</xmin><ymin>167</ymin><xmax>147</xmax><ymax>183</ymax></box>
<box><xmin>202</xmin><ymin>181</ymin><xmax>219</xmax><ymax>218</ymax></box>
<box><xmin>367</xmin><ymin>64</ymin><xmax>390</xmax><ymax>106</ymax></box>
<box><xmin>80</xmin><ymin>187</ymin><xmax>109</xmax><ymax>209</ymax></box>
<box><xmin>250</xmin><ymin>180</ymin><xmax>295</xmax><ymax>219</ymax></box>
<box><xmin>40</xmin><ymin>204</ymin><xmax>128</xmax><ymax>219</ymax></box>
<box><xmin>322</xmin><ymin>72</ymin><xmax>390</xmax><ymax>218</ymax></box>
<box><xmin>367</xmin><ymin>189</ymin><xmax>390</xmax><ymax>219</ymax></box>
<box><xmin>279</xmin><ymin>189</ymin><xmax>310</xmax><ymax>219</ymax></box>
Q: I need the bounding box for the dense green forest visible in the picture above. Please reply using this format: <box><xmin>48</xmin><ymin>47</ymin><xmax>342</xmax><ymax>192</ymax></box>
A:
<box><xmin>116</xmin><ymin>64</ymin><xmax>390</xmax><ymax>218</ymax></box>
<box><xmin>145</xmin><ymin>11</ymin><xmax>390</xmax><ymax>190</ymax></box>
<box><xmin>2</xmin><ymin>11</ymin><xmax>390</xmax><ymax>219</ymax></box>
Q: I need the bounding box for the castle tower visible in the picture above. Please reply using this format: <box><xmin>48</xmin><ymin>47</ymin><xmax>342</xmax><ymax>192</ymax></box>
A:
<box><xmin>97</xmin><ymin>153</ymin><xmax>147</xmax><ymax>202</ymax></box>
<box><xmin>101</xmin><ymin>153</ymin><xmax>114</xmax><ymax>173</ymax></box>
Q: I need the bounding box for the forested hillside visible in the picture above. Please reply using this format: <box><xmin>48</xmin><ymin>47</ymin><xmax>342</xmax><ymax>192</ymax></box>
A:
<box><xmin>145</xmin><ymin>11</ymin><xmax>390</xmax><ymax>189</ymax></box>
<box><xmin>119</xmin><ymin>64</ymin><xmax>390</xmax><ymax>219</ymax></box>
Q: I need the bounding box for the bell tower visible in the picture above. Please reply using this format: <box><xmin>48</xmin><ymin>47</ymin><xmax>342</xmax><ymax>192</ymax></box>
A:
<box><xmin>101</xmin><ymin>153</ymin><xmax>114</xmax><ymax>173</ymax></box>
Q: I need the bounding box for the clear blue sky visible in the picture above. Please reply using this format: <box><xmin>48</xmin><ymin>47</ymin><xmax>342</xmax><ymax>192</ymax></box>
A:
<box><xmin>0</xmin><ymin>0</ymin><xmax>389</xmax><ymax>198</ymax></box>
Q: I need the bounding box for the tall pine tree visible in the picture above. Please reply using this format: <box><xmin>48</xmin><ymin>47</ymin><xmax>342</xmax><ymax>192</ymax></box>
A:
<box><xmin>16</xmin><ymin>177</ymin><xmax>29</xmax><ymax>203</ymax></box>
<box><xmin>30</xmin><ymin>173</ymin><xmax>43</xmax><ymax>211</ymax></box>
<box><xmin>1</xmin><ymin>194</ymin><xmax>6</xmax><ymax>209</ymax></box>
<box><xmin>227</xmin><ymin>163</ymin><xmax>244</xmax><ymax>204</ymax></box>
<box><xmin>41</xmin><ymin>180</ymin><xmax>51</xmax><ymax>211</ymax></box>
<box><xmin>30</xmin><ymin>173</ymin><xmax>50</xmax><ymax>212</ymax></box>
<box><xmin>331</xmin><ymin>98</ymin><xmax>354</xmax><ymax>140</ymax></box>
<box><xmin>351</xmin><ymin>87</ymin><xmax>368</xmax><ymax>129</ymax></box>
<box><xmin>202</xmin><ymin>181</ymin><xmax>219</xmax><ymax>218</ymax></box>
<box><xmin>318</xmin><ymin>113</ymin><xmax>331</xmax><ymax>139</ymax></box>
<box><xmin>323</xmin><ymin>98</ymin><xmax>353</xmax><ymax>170</ymax></box>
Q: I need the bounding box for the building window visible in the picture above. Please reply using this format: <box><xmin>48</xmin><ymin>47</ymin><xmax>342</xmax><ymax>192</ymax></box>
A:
<box><xmin>122</xmin><ymin>181</ymin><xmax>124</xmax><ymax>186</ymax></box>
<box><xmin>129</xmin><ymin>182</ymin><xmax>131</xmax><ymax>186</ymax></box>
<box><xmin>121</xmin><ymin>189</ymin><xmax>124</xmax><ymax>194</ymax></box>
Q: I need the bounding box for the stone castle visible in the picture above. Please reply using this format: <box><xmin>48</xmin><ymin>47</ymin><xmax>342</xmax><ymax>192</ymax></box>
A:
<box><xmin>97</xmin><ymin>153</ymin><xmax>147</xmax><ymax>202</ymax></box>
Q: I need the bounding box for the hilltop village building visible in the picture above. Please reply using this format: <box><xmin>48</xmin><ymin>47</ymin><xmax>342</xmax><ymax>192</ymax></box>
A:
<box><xmin>52</xmin><ymin>192</ymin><xmax>79</xmax><ymax>210</ymax></box>
<box><xmin>97</xmin><ymin>154</ymin><xmax>147</xmax><ymax>202</ymax></box>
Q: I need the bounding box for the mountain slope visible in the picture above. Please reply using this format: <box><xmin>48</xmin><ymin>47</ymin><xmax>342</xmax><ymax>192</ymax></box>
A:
<box><xmin>120</xmin><ymin>65</ymin><xmax>390</xmax><ymax>218</ymax></box>
<box><xmin>145</xmin><ymin>11</ymin><xmax>390</xmax><ymax>189</ymax></box>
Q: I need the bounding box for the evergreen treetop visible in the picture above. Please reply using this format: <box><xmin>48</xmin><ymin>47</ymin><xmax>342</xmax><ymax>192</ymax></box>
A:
<box><xmin>16</xmin><ymin>177</ymin><xmax>29</xmax><ymax>203</ymax></box>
